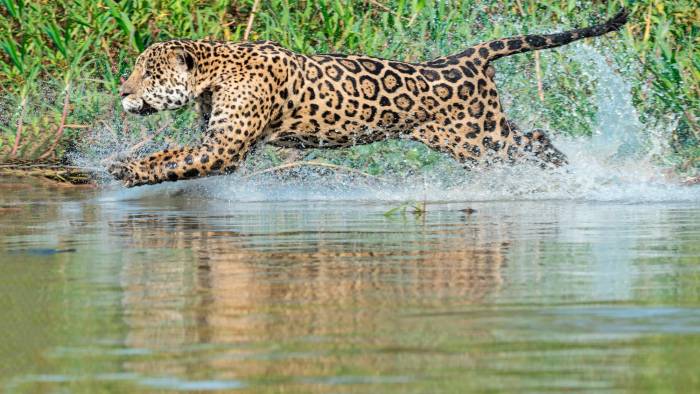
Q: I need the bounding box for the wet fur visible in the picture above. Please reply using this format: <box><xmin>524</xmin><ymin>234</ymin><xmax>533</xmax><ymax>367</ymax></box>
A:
<box><xmin>111</xmin><ymin>9</ymin><xmax>628</xmax><ymax>187</ymax></box>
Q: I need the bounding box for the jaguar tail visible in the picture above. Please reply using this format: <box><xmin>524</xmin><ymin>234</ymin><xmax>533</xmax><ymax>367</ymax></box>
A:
<box><xmin>463</xmin><ymin>8</ymin><xmax>628</xmax><ymax>63</ymax></box>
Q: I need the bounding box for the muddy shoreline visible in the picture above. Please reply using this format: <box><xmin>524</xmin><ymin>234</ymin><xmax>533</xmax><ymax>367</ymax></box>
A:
<box><xmin>0</xmin><ymin>161</ymin><xmax>95</xmax><ymax>185</ymax></box>
<box><xmin>2</xmin><ymin>161</ymin><xmax>698</xmax><ymax>187</ymax></box>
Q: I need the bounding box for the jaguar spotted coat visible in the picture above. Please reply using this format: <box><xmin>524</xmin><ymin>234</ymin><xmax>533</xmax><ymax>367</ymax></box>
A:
<box><xmin>111</xmin><ymin>9</ymin><xmax>628</xmax><ymax>187</ymax></box>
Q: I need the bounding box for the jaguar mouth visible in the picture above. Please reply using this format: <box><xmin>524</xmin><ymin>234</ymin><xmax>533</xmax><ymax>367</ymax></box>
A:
<box><xmin>135</xmin><ymin>101</ymin><xmax>158</xmax><ymax>116</ymax></box>
<box><xmin>122</xmin><ymin>96</ymin><xmax>158</xmax><ymax>116</ymax></box>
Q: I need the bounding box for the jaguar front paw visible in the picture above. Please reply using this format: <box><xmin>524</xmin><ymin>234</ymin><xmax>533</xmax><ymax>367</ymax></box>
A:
<box><xmin>108</xmin><ymin>160</ymin><xmax>148</xmax><ymax>187</ymax></box>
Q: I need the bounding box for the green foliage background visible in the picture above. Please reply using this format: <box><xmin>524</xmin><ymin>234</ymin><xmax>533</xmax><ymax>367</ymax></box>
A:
<box><xmin>0</xmin><ymin>0</ymin><xmax>697</xmax><ymax>175</ymax></box>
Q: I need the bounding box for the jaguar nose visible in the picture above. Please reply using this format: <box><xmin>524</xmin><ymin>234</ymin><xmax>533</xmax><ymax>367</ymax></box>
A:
<box><xmin>119</xmin><ymin>77</ymin><xmax>133</xmax><ymax>97</ymax></box>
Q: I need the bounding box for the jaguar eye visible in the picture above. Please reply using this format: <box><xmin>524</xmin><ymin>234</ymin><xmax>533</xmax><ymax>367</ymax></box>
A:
<box><xmin>144</xmin><ymin>70</ymin><xmax>152</xmax><ymax>79</ymax></box>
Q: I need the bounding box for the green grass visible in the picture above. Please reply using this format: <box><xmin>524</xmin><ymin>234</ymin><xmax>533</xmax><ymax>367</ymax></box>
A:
<box><xmin>0</xmin><ymin>0</ymin><xmax>697</xmax><ymax>176</ymax></box>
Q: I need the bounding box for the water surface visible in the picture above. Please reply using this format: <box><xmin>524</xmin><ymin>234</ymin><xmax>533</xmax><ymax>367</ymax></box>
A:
<box><xmin>1</xmin><ymin>175</ymin><xmax>700</xmax><ymax>393</ymax></box>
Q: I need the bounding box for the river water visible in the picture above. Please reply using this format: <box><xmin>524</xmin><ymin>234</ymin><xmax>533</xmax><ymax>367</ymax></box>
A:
<box><xmin>1</xmin><ymin>170</ymin><xmax>699</xmax><ymax>392</ymax></box>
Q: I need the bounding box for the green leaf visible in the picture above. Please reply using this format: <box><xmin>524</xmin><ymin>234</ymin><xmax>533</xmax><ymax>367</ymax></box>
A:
<box><xmin>43</xmin><ymin>21</ymin><xmax>67</xmax><ymax>58</ymax></box>
<box><xmin>0</xmin><ymin>0</ymin><xmax>18</xmax><ymax>19</ymax></box>
<box><xmin>0</xmin><ymin>39</ymin><xmax>23</xmax><ymax>73</ymax></box>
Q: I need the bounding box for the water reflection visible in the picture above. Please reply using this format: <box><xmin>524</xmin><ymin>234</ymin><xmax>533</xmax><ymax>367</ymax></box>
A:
<box><xmin>112</xmin><ymin>206</ymin><xmax>508</xmax><ymax>379</ymax></box>
<box><xmin>1</xmin><ymin>176</ymin><xmax>700</xmax><ymax>392</ymax></box>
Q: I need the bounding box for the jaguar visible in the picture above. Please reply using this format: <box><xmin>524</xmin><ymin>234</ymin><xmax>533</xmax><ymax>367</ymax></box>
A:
<box><xmin>111</xmin><ymin>9</ymin><xmax>628</xmax><ymax>186</ymax></box>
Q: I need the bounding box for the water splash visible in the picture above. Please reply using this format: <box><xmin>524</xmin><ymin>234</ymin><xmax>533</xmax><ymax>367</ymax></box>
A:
<box><xmin>100</xmin><ymin>148</ymin><xmax>698</xmax><ymax>203</ymax></box>
<box><xmin>87</xmin><ymin>47</ymin><xmax>698</xmax><ymax>204</ymax></box>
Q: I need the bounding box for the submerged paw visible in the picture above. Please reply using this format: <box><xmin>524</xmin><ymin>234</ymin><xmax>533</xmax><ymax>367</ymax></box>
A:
<box><xmin>107</xmin><ymin>161</ymin><xmax>142</xmax><ymax>187</ymax></box>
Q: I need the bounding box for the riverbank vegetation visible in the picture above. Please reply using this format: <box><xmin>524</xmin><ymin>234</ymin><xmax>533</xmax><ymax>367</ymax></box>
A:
<box><xmin>0</xmin><ymin>0</ymin><xmax>697</xmax><ymax>177</ymax></box>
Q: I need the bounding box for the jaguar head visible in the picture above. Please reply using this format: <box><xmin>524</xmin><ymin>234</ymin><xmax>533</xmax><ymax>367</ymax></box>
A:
<box><xmin>120</xmin><ymin>42</ymin><xmax>197</xmax><ymax>115</ymax></box>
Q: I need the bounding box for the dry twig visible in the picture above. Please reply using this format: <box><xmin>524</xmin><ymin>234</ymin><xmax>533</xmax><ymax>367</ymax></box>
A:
<box><xmin>10</xmin><ymin>96</ymin><xmax>27</xmax><ymax>158</ymax></box>
<box><xmin>64</xmin><ymin>124</ymin><xmax>90</xmax><ymax>129</ymax></box>
<box><xmin>514</xmin><ymin>0</ymin><xmax>544</xmax><ymax>102</ymax></box>
<box><xmin>365</xmin><ymin>0</ymin><xmax>411</xmax><ymax>23</ymax></box>
<box><xmin>243</xmin><ymin>0</ymin><xmax>261</xmax><ymax>41</ymax></box>
<box><xmin>683</xmin><ymin>110</ymin><xmax>700</xmax><ymax>141</ymax></box>
<box><xmin>39</xmin><ymin>83</ymin><xmax>71</xmax><ymax>160</ymax></box>
<box><xmin>534</xmin><ymin>51</ymin><xmax>544</xmax><ymax>102</ymax></box>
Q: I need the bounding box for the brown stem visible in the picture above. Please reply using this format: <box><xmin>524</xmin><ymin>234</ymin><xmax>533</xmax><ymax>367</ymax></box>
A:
<box><xmin>39</xmin><ymin>83</ymin><xmax>71</xmax><ymax>160</ymax></box>
<box><xmin>10</xmin><ymin>96</ymin><xmax>28</xmax><ymax>158</ymax></box>
<box><xmin>637</xmin><ymin>4</ymin><xmax>652</xmax><ymax>64</ymax></box>
<box><xmin>63</xmin><ymin>124</ymin><xmax>90</xmax><ymax>129</ymax></box>
<box><xmin>534</xmin><ymin>51</ymin><xmax>544</xmax><ymax>102</ymax></box>
<box><xmin>684</xmin><ymin>110</ymin><xmax>700</xmax><ymax>141</ymax></box>
<box><xmin>243</xmin><ymin>0</ymin><xmax>260</xmax><ymax>41</ymax></box>
<box><xmin>365</xmin><ymin>0</ymin><xmax>411</xmax><ymax>22</ymax></box>
<box><xmin>514</xmin><ymin>0</ymin><xmax>543</xmax><ymax>102</ymax></box>
<box><xmin>514</xmin><ymin>0</ymin><xmax>525</xmax><ymax>15</ymax></box>
<box><xmin>120</xmin><ymin>109</ymin><xmax>130</xmax><ymax>136</ymax></box>
<box><xmin>102</xmin><ymin>38</ymin><xmax>119</xmax><ymax>76</ymax></box>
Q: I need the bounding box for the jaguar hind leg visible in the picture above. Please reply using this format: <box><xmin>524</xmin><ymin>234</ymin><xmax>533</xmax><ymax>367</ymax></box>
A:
<box><xmin>409</xmin><ymin>123</ymin><xmax>482</xmax><ymax>167</ymax></box>
<box><xmin>504</xmin><ymin>120</ymin><xmax>568</xmax><ymax>168</ymax></box>
<box><xmin>409</xmin><ymin>119</ymin><xmax>567</xmax><ymax>170</ymax></box>
<box><xmin>527</xmin><ymin>129</ymin><xmax>568</xmax><ymax>168</ymax></box>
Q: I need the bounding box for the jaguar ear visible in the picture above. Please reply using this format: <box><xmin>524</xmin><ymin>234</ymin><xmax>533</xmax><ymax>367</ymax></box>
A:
<box><xmin>175</xmin><ymin>49</ymin><xmax>195</xmax><ymax>71</ymax></box>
